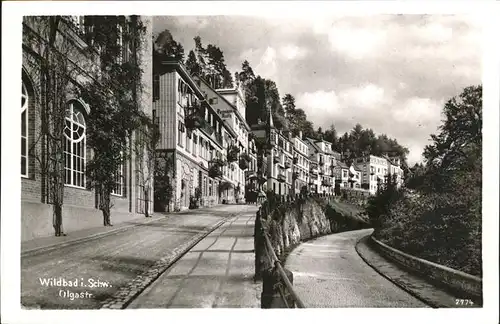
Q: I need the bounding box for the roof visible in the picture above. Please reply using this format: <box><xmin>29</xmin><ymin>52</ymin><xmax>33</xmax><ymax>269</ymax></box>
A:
<box><xmin>353</xmin><ymin>165</ymin><xmax>363</xmax><ymax>172</ymax></box>
<box><xmin>336</xmin><ymin>161</ymin><xmax>349</xmax><ymax>169</ymax></box>
<box><xmin>305</xmin><ymin>137</ymin><xmax>341</xmax><ymax>157</ymax></box>
<box><xmin>305</xmin><ymin>137</ymin><xmax>321</xmax><ymax>153</ymax></box>
<box><xmin>194</xmin><ymin>75</ymin><xmax>251</xmax><ymax>132</ymax></box>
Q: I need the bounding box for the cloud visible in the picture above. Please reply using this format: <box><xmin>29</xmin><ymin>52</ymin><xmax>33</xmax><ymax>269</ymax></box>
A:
<box><xmin>324</xmin><ymin>23</ymin><xmax>388</xmax><ymax>59</ymax></box>
<box><xmin>256</xmin><ymin>46</ymin><xmax>278</xmax><ymax>79</ymax></box>
<box><xmin>279</xmin><ymin>44</ymin><xmax>309</xmax><ymax>60</ymax></box>
<box><xmin>153</xmin><ymin>14</ymin><xmax>481</xmax><ymax>164</ymax></box>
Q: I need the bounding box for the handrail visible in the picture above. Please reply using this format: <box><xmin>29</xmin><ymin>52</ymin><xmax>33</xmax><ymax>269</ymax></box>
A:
<box><xmin>259</xmin><ymin>216</ymin><xmax>306</xmax><ymax>308</ymax></box>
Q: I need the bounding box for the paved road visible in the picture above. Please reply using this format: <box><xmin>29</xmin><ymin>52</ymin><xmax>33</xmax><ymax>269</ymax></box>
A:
<box><xmin>128</xmin><ymin>207</ymin><xmax>261</xmax><ymax>308</ymax></box>
<box><xmin>285</xmin><ymin>229</ymin><xmax>429</xmax><ymax>308</ymax></box>
<box><xmin>21</xmin><ymin>205</ymin><xmax>248</xmax><ymax>309</ymax></box>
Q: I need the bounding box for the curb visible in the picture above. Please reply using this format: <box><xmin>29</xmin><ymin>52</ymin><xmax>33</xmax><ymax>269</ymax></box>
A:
<box><xmin>21</xmin><ymin>215</ymin><xmax>166</xmax><ymax>258</ymax></box>
<box><xmin>99</xmin><ymin>213</ymin><xmax>238</xmax><ymax>309</ymax></box>
<box><xmin>371</xmin><ymin>236</ymin><xmax>482</xmax><ymax>298</ymax></box>
<box><xmin>355</xmin><ymin>234</ymin><xmax>439</xmax><ymax>308</ymax></box>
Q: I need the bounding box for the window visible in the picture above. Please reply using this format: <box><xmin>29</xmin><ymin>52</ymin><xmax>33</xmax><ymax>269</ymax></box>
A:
<box><xmin>112</xmin><ymin>153</ymin><xmax>124</xmax><ymax>196</ymax></box>
<box><xmin>21</xmin><ymin>81</ymin><xmax>28</xmax><ymax>177</ymax></box>
<box><xmin>153</xmin><ymin>74</ymin><xmax>160</xmax><ymax>101</ymax></box>
<box><xmin>177</xmin><ymin>122</ymin><xmax>182</xmax><ymax>147</ymax></box>
<box><xmin>64</xmin><ymin>101</ymin><xmax>86</xmax><ymax>188</ymax></box>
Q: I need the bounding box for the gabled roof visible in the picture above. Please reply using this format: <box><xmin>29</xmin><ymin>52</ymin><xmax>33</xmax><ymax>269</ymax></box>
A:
<box><xmin>305</xmin><ymin>137</ymin><xmax>322</xmax><ymax>153</ymax></box>
<box><xmin>336</xmin><ymin>161</ymin><xmax>349</xmax><ymax>169</ymax></box>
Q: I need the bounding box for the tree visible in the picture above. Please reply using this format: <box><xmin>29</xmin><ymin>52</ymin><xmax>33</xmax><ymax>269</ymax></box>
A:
<box><xmin>80</xmin><ymin>16</ymin><xmax>148</xmax><ymax>226</ymax></box>
<box><xmin>423</xmin><ymin>85</ymin><xmax>482</xmax><ymax>193</ymax></box>
<box><xmin>134</xmin><ymin>116</ymin><xmax>160</xmax><ymax>217</ymax></box>
<box><xmin>24</xmin><ymin>16</ymin><xmax>80</xmax><ymax>236</ymax></box>
<box><xmin>153</xmin><ymin>29</ymin><xmax>185</xmax><ymax>61</ymax></box>
<box><xmin>189</xmin><ymin>36</ymin><xmax>233</xmax><ymax>89</ymax></box>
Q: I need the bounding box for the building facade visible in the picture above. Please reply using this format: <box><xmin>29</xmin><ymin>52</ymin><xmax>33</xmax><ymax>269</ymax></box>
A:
<box><xmin>305</xmin><ymin>138</ymin><xmax>338</xmax><ymax>195</ymax></box>
<box><xmin>153</xmin><ymin>60</ymin><xmax>238</xmax><ymax>210</ymax></box>
<box><xmin>354</xmin><ymin>154</ymin><xmax>404</xmax><ymax>195</ymax></box>
<box><xmin>21</xmin><ymin>16</ymin><xmax>153</xmax><ymax>241</ymax></box>
<box><xmin>194</xmin><ymin>77</ymin><xmax>251</xmax><ymax>203</ymax></box>
<box><xmin>291</xmin><ymin>131</ymin><xmax>310</xmax><ymax>194</ymax></box>
<box><xmin>251</xmin><ymin>111</ymin><xmax>294</xmax><ymax>197</ymax></box>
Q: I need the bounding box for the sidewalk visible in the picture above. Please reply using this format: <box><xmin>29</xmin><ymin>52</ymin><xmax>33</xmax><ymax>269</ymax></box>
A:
<box><xmin>21</xmin><ymin>204</ymin><xmax>250</xmax><ymax>309</ymax></box>
<box><xmin>355</xmin><ymin>234</ymin><xmax>480</xmax><ymax>308</ymax></box>
<box><xmin>21</xmin><ymin>205</ymin><xmax>226</xmax><ymax>257</ymax></box>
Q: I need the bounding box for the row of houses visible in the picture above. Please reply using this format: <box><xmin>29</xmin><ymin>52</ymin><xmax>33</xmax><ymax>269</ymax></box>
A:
<box><xmin>249</xmin><ymin>112</ymin><xmax>404</xmax><ymax>199</ymax></box>
<box><xmin>20</xmin><ymin>15</ymin><xmax>404</xmax><ymax>241</ymax></box>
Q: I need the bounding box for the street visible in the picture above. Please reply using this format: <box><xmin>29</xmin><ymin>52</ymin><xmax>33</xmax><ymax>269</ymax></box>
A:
<box><xmin>285</xmin><ymin>229</ymin><xmax>429</xmax><ymax>308</ymax></box>
<box><xmin>127</xmin><ymin>208</ymin><xmax>261</xmax><ymax>308</ymax></box>
<box><xmin>21</xmin><ymin>205</ymin><xmax>249</xmax><ymax>309</ymax></box>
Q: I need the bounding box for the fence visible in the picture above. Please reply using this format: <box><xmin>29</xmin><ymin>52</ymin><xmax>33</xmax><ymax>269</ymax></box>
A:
<box><xmin>255</xmin><ymin>197</ymin><xmax>306</xmax><ymax>308</ymax></box>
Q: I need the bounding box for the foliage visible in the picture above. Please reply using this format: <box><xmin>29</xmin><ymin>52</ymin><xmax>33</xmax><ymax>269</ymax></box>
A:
<box><xmin>227</xmin><ymin>145</ymin><xmax>239</xmax><ymax>162</ymax></box>
<box><xmin>154</xmin><ymin>153</ymin><xmax>175</xmax><ymax>212</ymax></box>
<box><xmin>209</xmin><ymin>158</ymin><xmax>225</xmax><ymax>178</ymax></box>
<box><xmin>365</xmin><ymin>173</ymin><xmax>402</xmax><ymax>227</ymax></box>
<box><xmin>153</xmin><ymin>29</ymin><xmax>185</xmax><ymax>61</ymax></box>
<box><xmin>189</xmin><ymin>187</ymin><xmax>203</xmax><ymax>209</ymax></box>
<box><xmin>373</xmin><ymin>85</ymin><xmax>482</xmax><ymax>276</ymax></box>
<box><xmin>79</xmin><ymin>16</ymin><xmax>147</xmax><ymax>226</ymax></box>
<box><xmin>183</xmin><ymin>36</ymin><xmax>233</xmax><ymax>89</ymax></box>
<box><xmin>24</xmin><ymin>16</ymin><xmax>78</xmax><ymax>236</ymax></box>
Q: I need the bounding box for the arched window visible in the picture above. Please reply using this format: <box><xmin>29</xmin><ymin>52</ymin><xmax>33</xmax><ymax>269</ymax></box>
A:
<box><xmin>21</xmin><ymin>81</ymin><xmax>28</xmax><ymax>177</ymax></box>
<box><xmin>64</xmin><ymin>101</ymin><xmax>86</xmax><ymax>188</ymax></box>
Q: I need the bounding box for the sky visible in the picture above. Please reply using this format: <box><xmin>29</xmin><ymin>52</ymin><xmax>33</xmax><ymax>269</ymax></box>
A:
<box><xmin>153</xmin><ymin>15</ymin><xmax>482</xmax><ymax>165</ymax></box>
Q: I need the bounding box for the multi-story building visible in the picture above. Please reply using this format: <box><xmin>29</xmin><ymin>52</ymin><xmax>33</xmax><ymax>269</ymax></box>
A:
<box><xmin>251</xmin><ymin>110</ymin><xmax>294</xmax><ymax>197</ymax></box>
<box><xmin>291</xmin><ymin>131</ymin><xmax>310</xmax><ymax>194</ymax></box>
<box><xmin>153</xmin><ymin>60</ymin><xmax>236</xmax><ymax>210</ymax></box>
<box><xmin>305</xmin><ymin>138</ymin><xmax>338</xmax><ymax>195</ymax></box>
<box><xmin>354</xmin><ymin>154</ymin><xmax>404</xmax><ymax>195</ymax></box>
<box><xmin>194</xmin><ymin>76</ymin><xmax>249</xmax><ymax>203</ymax></box>
<box><xmin>245</xmin><ymin>137</ymin><xmax>259</xmax><ymax>199</ymax></box>
<box><xmin>21</xmin><ymin>16</ymin><xmax>153</xmax><ymax>241</ymax></box>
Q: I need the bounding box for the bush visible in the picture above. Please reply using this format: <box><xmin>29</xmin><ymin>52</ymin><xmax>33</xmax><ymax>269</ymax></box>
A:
<box><xmin>374</xmin><ymin>187</ymin><xmax>481</xmax><ymax>276</ymax></box>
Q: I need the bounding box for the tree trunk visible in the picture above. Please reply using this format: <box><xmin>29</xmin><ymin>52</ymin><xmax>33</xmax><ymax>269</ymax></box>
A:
<box><xmin>144</xmin><ymin>187</ymin><xmax>150</xmax><ymax>217</ymax></box>
<box><xmin>100</xmin><ymin>185</ymin><xmax>112</xmax><ymax>226</ymax></box>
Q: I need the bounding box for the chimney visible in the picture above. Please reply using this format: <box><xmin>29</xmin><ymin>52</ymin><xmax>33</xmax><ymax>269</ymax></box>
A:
<box><xmin>299</xmin><ymin>131</ymin><xmax>303</xmax><ymax>139</ymax></box>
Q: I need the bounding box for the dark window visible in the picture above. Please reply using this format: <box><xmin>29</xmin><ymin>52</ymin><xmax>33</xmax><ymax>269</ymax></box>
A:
<box><xmin>153</xmin><ymin>74</ymin><xmax>160</xmax><ymax>101</ymax></box>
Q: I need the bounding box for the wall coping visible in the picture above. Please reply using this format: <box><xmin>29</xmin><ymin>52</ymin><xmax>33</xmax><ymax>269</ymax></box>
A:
<box><xmin>371</xmin><ymin>235</ymin><xmax>482</xmax><ymax>297</ymax></box>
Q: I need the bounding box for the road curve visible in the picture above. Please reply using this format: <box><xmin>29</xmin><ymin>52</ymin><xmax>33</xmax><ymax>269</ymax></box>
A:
<box><xmin>285</xmin><ymin>229</ymin><xmax>429</xmax><ymax>308</ymax></box>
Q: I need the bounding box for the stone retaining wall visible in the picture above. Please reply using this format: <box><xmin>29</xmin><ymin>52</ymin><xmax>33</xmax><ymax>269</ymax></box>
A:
<box><xmin>370</xmin><ymin>236</ymin><xmax>482</xmax><ymax>299</ymax></box>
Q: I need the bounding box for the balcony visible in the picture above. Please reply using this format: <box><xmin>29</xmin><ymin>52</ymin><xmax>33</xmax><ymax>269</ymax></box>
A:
<box><xmin>322</xmin><ymin>178</ymin><xmax>333</xmax><ymax>187</ymax></box>
<box><xmin>278</xmin><ymin>173</ymin><xmax>286</xmax><ymax>183</ymax></box>
<box><xmin>227</xmin><ymin>145</ymin><xmax>239</xmax><ymax>163</ymax></box>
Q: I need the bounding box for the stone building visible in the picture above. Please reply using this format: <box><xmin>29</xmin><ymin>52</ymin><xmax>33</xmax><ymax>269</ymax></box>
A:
<box><xmin>21</xmin><ymin>16</ymin><xmax>153</xmax><ymax>241</ymax></box>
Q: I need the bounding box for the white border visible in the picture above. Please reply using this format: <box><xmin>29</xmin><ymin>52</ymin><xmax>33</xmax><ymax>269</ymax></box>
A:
<box><xmin>2</xmin><ymin>2</ymin><xmax>499</xmax><ymax>324</ymax></box>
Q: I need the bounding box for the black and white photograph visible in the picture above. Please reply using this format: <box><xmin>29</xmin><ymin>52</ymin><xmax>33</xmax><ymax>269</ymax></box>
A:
<box><xmin>2</xmin><ymin>1</ymin><xmax>499</xmax><ymax>324</ymax></box>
